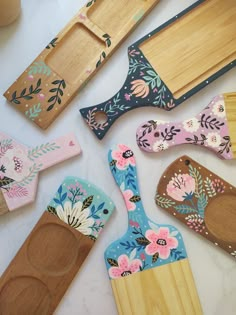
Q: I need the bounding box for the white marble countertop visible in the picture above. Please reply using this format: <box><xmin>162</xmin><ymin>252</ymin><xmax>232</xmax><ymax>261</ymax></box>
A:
<box><xmin>0</xmin><ymin>0</ymin><xmax>235</xmax><ymax>314</ymax></box>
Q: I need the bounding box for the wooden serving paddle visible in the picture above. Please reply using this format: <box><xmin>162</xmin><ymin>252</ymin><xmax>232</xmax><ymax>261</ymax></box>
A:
<box><xmin>136</xmin><ymin>93</ymin><xmax>236</xmax><ymax>159</ymax></box>
<box><xmin>80</xmin><ymin>0</ymin><xmax>236</xmax><ymax>139</ymax></box>
<box><xmin>0</xmin><ymin>176</ymin><xmax>115</xmax><ymax>315</ymax></box>
<box><xmin>3</xmin><ymin>0</ymin><xmax>159</xmax><ymax>130</ymax></box>
<box><xmin>0</xmin><ymin>132</ymin><xmax>81</xmax><ymax>215</ymax></box>
<box><xmin>105</xmin><ymin>144</ymin><xmax>202</xmax><ymax>315</ymax></box>
<box><xmin>156</xmin><ymin>156</ymin><xmax>236</xmax><ymax>259</ymax></box>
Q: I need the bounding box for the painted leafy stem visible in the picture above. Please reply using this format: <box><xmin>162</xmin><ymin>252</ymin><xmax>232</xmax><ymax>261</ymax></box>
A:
<box><xmin>27</xmin><ymin>142</ymin><xmax>60</xmax><ymax>161</ymax></box>
<box><xmin>46</xmin><ymin>37</ymin><xmax>58</xmax><ymax>49</ymax></box>
<box><xmin>157</xmin><ymin>162</ymin><xmax>227</xmax><ymax>232</ymax></box>
<box><xmin>10</xmin><ymin>79</ymin><xmax>42</xmax><ymax>104</ymax></box>
<box><xmin>47</xmin><ymin>79</ymin><xmax>66</xmax><ymax>111</ymax></box>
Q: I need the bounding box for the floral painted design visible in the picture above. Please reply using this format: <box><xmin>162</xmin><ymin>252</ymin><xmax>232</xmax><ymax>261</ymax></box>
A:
<box><xmin>111</xmin><ymin>144</ymin><xmax>135</xmax><ymax>170</ymax></box>
<box><xmin>108</xmin><ymin>253</ymin><xmax>142</xmax><ymax>279</ymax></box>
<box><xmin>105</xmin><ymin>145</ymin><xmax>187</xmax><ymax>279</ymax></box>
<box><xmin>56</xmin><ymin>201</ymin><xmax>94</xmax><ymax>235</ymax></box>
<box><xmin>145</xmin><ymin>228</ymin><xmax>178</xmax><ymax>259</ymax></box>
<box><xmin>156</xmin><ymin>156</ymin><xmax>236</xmax><ymax>258</ymax></box>
<box><xmin>152</xmin><ymin>140</ymin><xmax>169</xmax><ymax>152</ymax></box>
<box><xmin>212</xmin><ymin>100</ymin><xmax>225</xmax><ymax>118</ymax></box>
<box><xmin>185</xmin><ymin>215</ymin><xmax>205</xmax><ymax>233</ymax></box>
<box><xmin>167</xmin><ymin>174</ymin><xmax>195</xmax><ymax>202</ymax></box>
<box><xmin>47</xmin><ymin>177</ymin><xmax>114</xmax><ymax>240</ymax></box>
<box><xmin>206</xmin><ymin>132</ymin><xmax>222</xmax><ymax>148</ymax></box>
<box><xmin>80</xmin><ymin>48</ymin><xmax>175</xmax><ymax>140</ymax></box>
<box><xmin>183</xmin><ymin>118</ymin><xmax>200</xmax><ymax>133</ymax></box>
<box><xmin>0</xmin><ymin>132</ymin><xmax>80</xmax><ymax>212</ymax></box>
<box><xmin>136</xmin><ymin>94</ymin><xmax>233</xmax><ymax>160</ymax></box>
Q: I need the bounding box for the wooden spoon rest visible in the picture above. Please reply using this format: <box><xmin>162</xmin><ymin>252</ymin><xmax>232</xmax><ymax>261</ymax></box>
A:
<box><xmin>3</xmin><ymin>0</ymin><xmax>159</xmax><ymax>130</ymax></box>
<box><xmin>0</xmin><ymin>177</ymin><xmax>115</xmax><ymax>314</ymax></box>
<box><xmin>156</xmin><ymin>156</ymin><xmax>236</xmax><ymax>259</ymax></box>
<box><xmin>0</xmin><ymin>131</ymin><xmax>81</xmax><ymax>214</ymax></box>
<box><xmin>80</xmin><ymin>0</ymin><xmax>236</xmax><ymax>139</ymax></box>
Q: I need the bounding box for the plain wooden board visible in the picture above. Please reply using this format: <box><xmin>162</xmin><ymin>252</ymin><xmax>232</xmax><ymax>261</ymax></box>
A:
<box><xmin>0</xmin><ymin>212</ymin><xmax>94</xmax><ymax>314</ymax></box>
<box><xmin>225</xmin><ymin>92</ymin><xmax>236</xmax><ymax>158</ymax></box>
<box><xmin>4</xmin><ymin>0</ymin><xmax>159</xmax><ymax>129</ymax></box>
<box><xmin>140</xmin><ymin>0</ymin><xmax>236</xmax><ymax>98</ymax></box>
<box><xmin>0</xmin><ymin>190</ymin><xmax>8</xmax><ymax>216</ymax></box>
<box><xmin>111</xmin><ymin>259</ymin><xmax>202</xmax><ymax>315</ymax></box>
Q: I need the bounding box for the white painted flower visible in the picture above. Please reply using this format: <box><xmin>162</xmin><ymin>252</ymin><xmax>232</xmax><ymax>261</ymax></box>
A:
<box><xmin>56</xmin><ymin>201</ymin><xmax>94</xmax><ymax>235</ymax></box>
<box><xmin>212</xmin><ymin>100</ymin><xmax>226</xmax><ymax>118</ymax></box>
<box><xmin>206</xmin><ymin>132</ymin><xmax>222</xmax><ymax>148</ymax></box>
<box><xmin>152</xmin><ymin>140</ymin><xmax>169</xmax><ymax>152</ymax></box>
<box><xmin>183</xmin><ymin>117</ymin><xmax>200</xmax><ymax>133</ymax></box>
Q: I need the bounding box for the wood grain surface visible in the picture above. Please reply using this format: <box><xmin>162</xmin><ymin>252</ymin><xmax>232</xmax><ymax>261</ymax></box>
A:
<box><xmin>224</xmin><ymin>92</ymin><xmax>236</xmax><ymax>158</ymax></box>
<box><xmin>156</xmin><ymin>155</ymin><xmax>236</xmax><ymax>258</ymax></box>
<box><xmin>111</xmin><ymin>259</ymin><xmax>202</xmax><ymax>315</ymax></box>
<box><xmin>140</xmin><ymin>0</ymin><xmax>236</xmax><ymax>98</ymax></box>
<box><xmin>0</xmin><ymin>190</ymin><xmax>9</xmax><ymax>216</ymax></box>
<box><xmin>4</xmin><ymin>0</ymin><xmax>159</xmax><ymax>129</ymax></box>
<box><xmin>0</xmin><ymin>212</ymin><xmax>94</xmax><ymax>315</ymax></box>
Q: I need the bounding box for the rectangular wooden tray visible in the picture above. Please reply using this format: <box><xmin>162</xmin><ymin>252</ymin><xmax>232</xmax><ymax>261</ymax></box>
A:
<box><xmin>3</xmin><ymin>0</ymin><xmax>159</xmax><ymax>129</ymax></box>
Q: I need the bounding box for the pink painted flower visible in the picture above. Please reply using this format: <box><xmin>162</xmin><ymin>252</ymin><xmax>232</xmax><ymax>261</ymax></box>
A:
<box><xmin>129</xmin><ymin>220</ymin><xmax>140</xmax><ymax>228</ymax></box>
<box><xmin>185</xmin><ymin>214</ymin><xmax>205</xmax><ymax>233</ymax></box>
<box><xmin>167</xmin><ymin>173</ymin><xmax>195</xmax><ymax>201</ymax></box>
<box><xmin>145</xmin><ymin>227</ymin><xmax>178</xmax><ymax>259</ymax></box>
<box><xmin>109</xmin><ymin>254</ymin><xmax>142</xmax><ymax>279</ymax></box>
<box><xmin>123</xmin><ymin>189</ymin><xmax>136</xmax><ymax>211</ymax></box>
<box><xmin>112</xmin><ymin>144</ymin><xmax>135</xmax><ymax>170</ymax></box>
<box><xmin>124</xmin><ymin>93</ymin><xmax>131</xmax><ymax>101</ymax></box>
<box><xmin>27</xmin><ymin>75</ymin><xmax>34</xmax><ymax>81</ymax></box>
<box><xmin>37</xmin><ymin>93</ymin><xmax>45</xmax><ymax>101</ymax></box>
<box><xmin>140</xmin><ymin>253</ymin><xmax>146</xmax><ymax>261</ymax></box>
<box><xmin>211</xmin><ymin>179</ymin><xmax>225</xmax><ymax>193</ymax></box>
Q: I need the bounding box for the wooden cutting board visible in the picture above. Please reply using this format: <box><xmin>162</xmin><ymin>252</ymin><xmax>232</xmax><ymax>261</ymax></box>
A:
<box><xmin>105</xmin><ymin>145</ymin><xmax>202</xmax><ymax>315</ymax></box>
<box><xmin>80</xmin><ymin>0</ymin><xmax>236</xmax><ymax>139</ymax></box>
<box><xmin>156</xmin><ymin>156</ymin><xmax>236</xmax><ymax>259</ymax></box>
<box><xmin>0</xmin><ymin>177</ymin><xmax>115</xmax><ymax>314</ymax></box>
<box><xmin>0</xmin><ymin>131</ymin><xmax>81</xmax><ymax>215</ymax></box>
<box><xmin>3</xmin><ymin>0</ymin><xmax>159</xmax><ymax>129</ymax></box>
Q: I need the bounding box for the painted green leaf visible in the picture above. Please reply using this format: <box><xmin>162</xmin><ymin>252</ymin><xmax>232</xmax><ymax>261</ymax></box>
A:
<box><xmin>0</xmin><ymin>177</ymin><xmax>14</xmax><ymax>188</ymax></box>
<box><xmin>197</xmin><ymin>194</ymin><xmax>208</xmax><ymax>218</ymax></box>
<box><xmin>174</xmin><ymin>204</ymin><xmax>196</xmax><ymax>214</ymax></box>
<box><xmin>155</xmin><ymin>194</ymin><xmax>176</xmax><ymax>209</ymax></box>
<box><xmin>130</xmin><ymin>195</ymin><xmax>141</xmax><ymax>203</ymax></box>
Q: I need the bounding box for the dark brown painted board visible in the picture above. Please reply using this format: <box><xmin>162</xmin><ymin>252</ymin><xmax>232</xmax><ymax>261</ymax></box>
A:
<box><xmin>0</xmin><ymin>212</ymin><xmax>94</xmax><ymax>315</ymax></box>
<box><xmin>156</xmin><ymin>155</ymin><xmax>236</xmax><ymax>259</ymax></box>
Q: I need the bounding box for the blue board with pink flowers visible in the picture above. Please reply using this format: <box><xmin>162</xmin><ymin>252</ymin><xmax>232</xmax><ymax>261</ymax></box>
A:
<box><xmin>105</xmin><ymin>144</ymin><xmax>187</xmax><ymax>277</ymax></box>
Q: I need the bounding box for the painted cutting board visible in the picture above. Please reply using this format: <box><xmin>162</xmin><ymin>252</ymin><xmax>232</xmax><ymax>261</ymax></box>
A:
<box><xmin>136</xmin><ymin>93</ymin><xmax>236</xmax><ymax>159</ymax></box>
<box><xmin>3</xmin><ymin>0</ymin><xmax>159</xmax><ymax>129</ymax></box>
<box><xmin>0</xmin><ymin>132</ymin><xmax>81</xmax><ymax>215</ymax></box>
<box><xmin>0</xmin><ymin>177</ymin><xmax>115</xmax><ymax>314</ymax></box>
<box><xmin>80</xmin><ymin>0</ymin><xmax>236</xmax><ymax>140</ymax></box>
<box><xmin>105</xmin><ymin>144</ymin><xmax>202</xmax><ymax>315</ymax></box>
<box><xmin>156</xmin><ymin>156</ymin><xmax>236</xmax><ymax>259</ymax></box>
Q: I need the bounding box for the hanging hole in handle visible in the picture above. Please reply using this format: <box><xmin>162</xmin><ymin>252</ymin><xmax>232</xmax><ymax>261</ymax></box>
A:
<box><xmin>94</xmin><ymin>111</ymin><xmax>108</xmax><ymax>125</ymax></box>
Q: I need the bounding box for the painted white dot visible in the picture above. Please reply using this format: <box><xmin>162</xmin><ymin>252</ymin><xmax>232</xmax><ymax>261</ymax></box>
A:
<box><xmin>25</xmin><ymin>104</ymin><xmax>28</xmax><ymax>107</ymax></box>
<box><xmin>97</xmin><ymin>196</ymin><xmax>100</xmax><ymax>199</ymax></box>
<box><xmin>215</xmin><ymin>243</ymin><xmax>218</xmax><ymax>246</ymax></box>
<box><xmin>173</xmin><ymin>213</ymin><xmax>176</xmax><ymax>216</ymax></box>
<box><xmin>210</xmin><ymin>174</ymin><xmax>212</xmax><ymax>177</ymax></box>
<box><xmin>180</xmin><ymin>159</ymin><xmax>183</xmax><ymax>162</ymax></box>
<box><xmin>205</xmin><ymin>231</ymin><xmax>208</xmax><ymax>235</ymax></box>
<box><xmin>163</xmin><ymin>193</ymin><xmax>166</xmax><ymax>196</ymax></box>
<box><xmin>229</xmin><ymin>245</ymin><xmax>232</xmax><ymax>248</ymax></box>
